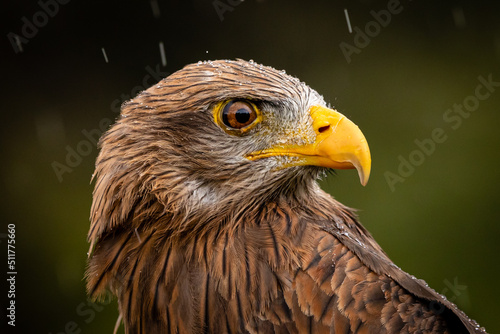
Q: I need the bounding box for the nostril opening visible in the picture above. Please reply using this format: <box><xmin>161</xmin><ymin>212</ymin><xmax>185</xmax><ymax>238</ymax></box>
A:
<box><xmin>318</xmin><ymin>125</ymin><xmax>330</xmax><ymax>133</ymax></box>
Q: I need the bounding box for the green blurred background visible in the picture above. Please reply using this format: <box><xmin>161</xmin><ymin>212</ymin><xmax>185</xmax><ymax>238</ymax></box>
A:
<box><xmin>2</xmin><ymin>0</ymin><xmax>499</xmax><ymax>333</ymax></box>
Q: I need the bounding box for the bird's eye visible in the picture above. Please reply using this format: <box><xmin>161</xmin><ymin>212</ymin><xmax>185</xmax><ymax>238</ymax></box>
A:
<box><xmin>214</xmin><ymin>100</ymin><xmax>261</xmax><ymax>134</ymax></box>
<box><xmin>222</xmin><ymin>101</ymin><xmax>257</xmax><ymax>129</ymax></box>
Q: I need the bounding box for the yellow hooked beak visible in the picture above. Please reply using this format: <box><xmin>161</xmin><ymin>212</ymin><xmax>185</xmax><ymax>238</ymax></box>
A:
<box><xmin>246</xmin><ymin>105</ymin><xmax>371</xmax><ymax>186</ymax></box>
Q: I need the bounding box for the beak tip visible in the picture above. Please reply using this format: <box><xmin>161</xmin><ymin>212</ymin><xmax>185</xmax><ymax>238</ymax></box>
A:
<box><xmin>359</xmin><ymin>175</ymin><xmax>369</xmax><ymax>187</ymax></box>
<box><xmin>352</xmin><ymin>156</ymin><xmax>371</xmax><ymax>187</ymax></box>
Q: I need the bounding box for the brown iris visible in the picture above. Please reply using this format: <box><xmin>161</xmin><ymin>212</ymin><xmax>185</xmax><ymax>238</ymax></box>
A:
<box><xmin>221</xmin><ymin>100</ymin><xmax>258</xmax><ymax>129</ymax></box>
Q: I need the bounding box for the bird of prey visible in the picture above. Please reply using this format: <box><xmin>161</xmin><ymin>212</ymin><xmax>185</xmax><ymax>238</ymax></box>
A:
<box><xmin>86</xmin><ymin>59</ymin><xmax>486</xmax><ymax>333</ymax></box>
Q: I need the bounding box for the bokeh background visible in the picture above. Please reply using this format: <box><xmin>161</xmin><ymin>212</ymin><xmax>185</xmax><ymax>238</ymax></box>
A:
<box><xmin>2</xmin><ymin>0</ymin><xmax>499</xmax><ymax>333</ymax></box>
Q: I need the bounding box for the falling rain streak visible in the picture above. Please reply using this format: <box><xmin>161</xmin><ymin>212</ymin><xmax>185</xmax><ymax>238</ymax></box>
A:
<box><xmin>452</xmin><ymin>6</ymin><xmax>466</xmax><ymax>28</ymax></box>
<box><xmin>14</xmin><ymin>35</ymin><xmax>23</xmax><ymax>53</ymax></box>
<box><xmin>101</xmin><ymin>48</ymin><xmax>109</xmax><ymax>63</ymax></box>
<box><xmin>159</xmin><ymin>41</ymin><xmax>167</xmax><ymax>67</ymax></box>
<box><xmin>344</xmin><ymin>9</ymin><xmax>353</xmax><ymax>33</ymax></box>
<box><xmin>150</xmin><ymin>0</ymin><xmax>161</xmax><ymax>19</ymax></box>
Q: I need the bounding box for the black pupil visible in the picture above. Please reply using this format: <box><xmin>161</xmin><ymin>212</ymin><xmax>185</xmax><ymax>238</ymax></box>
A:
<box><xmin>235</xmin><ymin>108</ymin><xmax>250</xmax><ymax>124</ymax></box>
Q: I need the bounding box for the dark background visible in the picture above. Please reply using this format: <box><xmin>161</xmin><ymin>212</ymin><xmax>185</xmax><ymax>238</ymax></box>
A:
<box><xmin>2</xmin><ymin>0</ymin><xmax>499</xmax><ymax>333</ymax></box>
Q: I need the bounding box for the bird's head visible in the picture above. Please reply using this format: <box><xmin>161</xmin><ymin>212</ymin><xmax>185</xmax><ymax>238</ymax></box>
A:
<box><xmin>89</xmin><ymin>59</ymin><xmax>370</xmax><ymax>240</ymax></box>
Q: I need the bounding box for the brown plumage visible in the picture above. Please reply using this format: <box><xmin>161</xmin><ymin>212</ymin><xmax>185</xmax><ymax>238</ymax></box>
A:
<box><xmin>86</xmin><ymin>59</ymin><xmax>486</xmax><ymax>333</ymax></box>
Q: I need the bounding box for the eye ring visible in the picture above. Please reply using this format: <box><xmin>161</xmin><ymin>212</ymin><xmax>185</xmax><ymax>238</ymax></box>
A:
<box><xmin>214</xmin><ymin>100</ymin><xmax>262</xmax><ymax>135</ymax></box>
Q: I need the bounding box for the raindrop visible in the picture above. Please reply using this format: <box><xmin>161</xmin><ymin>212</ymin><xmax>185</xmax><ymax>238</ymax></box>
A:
<box><xmin>452</xmin><ymin>6</ymin><xmax>466</xmax><ymax>28</ymax></box>
<box><xmin>101</xmin><ymin>47</ymin><xmax>109</xmax><ymax>63</ymax></box>
<box><xmin>159</xmin><ymin>41</ymin><xmax>167</xmax><ymax>67</ymax></box>
<box><xmin>150</xmin><ymin>0</ymin><xmax>161</xmax><ymax>18</ymax></box>
<box><xmin>13</xmin><ymin>35</ymin><xmax>23</xmax><ymax>53</ymax></box>
<box><xmin>344</xmin><ymin>9</ymin><xmax>352</xmax><ymax>33</ymax></box>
